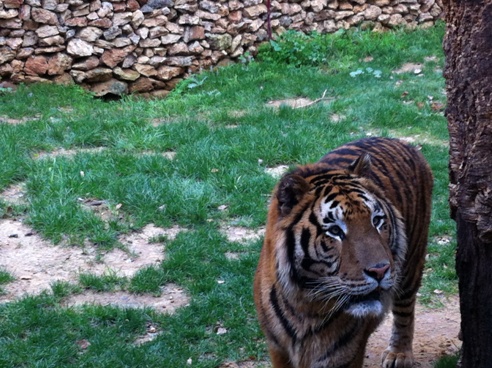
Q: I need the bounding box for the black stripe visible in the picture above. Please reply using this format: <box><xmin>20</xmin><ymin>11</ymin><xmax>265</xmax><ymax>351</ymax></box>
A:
<box><xmin>315</xmin><ymin>319</ymin><xmax>361</xmax><ymax>363</ymax></box>
<box><xmin>269</xmin><ymin>286</ymin><xmax>297</xmax><ymax>341</ymax></box>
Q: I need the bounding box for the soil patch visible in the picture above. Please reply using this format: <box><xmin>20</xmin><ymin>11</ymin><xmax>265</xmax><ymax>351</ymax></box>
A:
<box><xmin>265</xmin><ymin>165</ymin><xmax>289</xmax><ymax>178</ymax></box>
<box><xmin>64</xmin><ymin>284</ymin><xmax>189</xmax><ymax>314</ymax></box>
<box><xmin>33</xmin><ymin>147</ymin><xmax>107</xmax><ymax>160</ymax></box>
<box><xmin>220</xmin><ymin>225</ymin><xmax>265</xmax><ymax>243</ymax></box>
<box><xmin>393</xmin><ymin>63</ymin><xmax>423</xmax><ymax>74</ymax></box>
<box><xmin>364</xmin><ymin>297</ymin><xmax>461</xmax><ymax>367</ymax></box>
<box><xmin>0</xmin><ymin>218</ymin><xmax>189</xmax><ymax>310</ymax></box>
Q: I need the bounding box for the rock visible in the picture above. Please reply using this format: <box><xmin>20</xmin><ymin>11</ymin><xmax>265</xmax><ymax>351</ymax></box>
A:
<box><xmin>148</xmin><ymin>56</ymin><xmax>167</xmax><ymax>65</ymax></box>
<box><xmin>186</xmin><ymin>25</ymin><xmax>205</xmax><ymax>41</ymax></box>
<box><xmin>113</xmin><ymin>67</ymin><xmax>140</xmax><ymax>81</ymax></box>
<box><xmin>42</xmin><ymin>0</ymin><xmax>58</xmax><ymax>11</ymax></box>
<box><xmin>0</xmin><ymin>18</ymin><xmax>23</xmax><ymax>29</ymax></box>
<box><xmin>188</xmin><ymin>41</ymin><xmax>204</xmax><ymax>53</ymax></box>
<box><xmin>311</xmin><ymin>0</ymin><xmax>328</xmax><ymax>12</ymax></box>
<box><xmin>97</xmin><ymin>2</ymin><xmax>113</xmax><ymax>17</ymax></box>
<box><xmin>19</xmin><ymin>5</ymin><xmax>31</xmax><ymax>20</ymax></box>
<box><xmin>140</xmin><ymin>38</ymin><xmax>161</xmax><ymax>47</ymax></box>
<box><xmin>168</xmin><ymin>42</ymin><xmax>189</xmax><ymax>55</ymax></box>
<box><xmin>101</xmin><ymin>49</ymin><xmax>129</xmax><ymax>68</ymax></box>
<box><xmin>196</xmin><ymin>10</ymin><xmax>221</xmax><ymax>21</ymax></box>
<box><xmin>244</xmin><ymin>4</ymin><xmax>267</xmax><ymax>17</ymax></box>
<box><xmin>77</xmin><ymin>27</ymin><xmax>103</xmax><ymax>43</ymax></box>
<box><xmin>0</xmin><ymin>9</ymin><xmax>19</xmax><ymax>19</ymax></box>
<box><xmin>17</xmin><ymin>47</ymin><xmax>35</xmax><ymax>58</ymax></box>
<box><xmin>31</xmin><ymin>8</ymin><xmax>58</xmax><ymax>24</ymax></box>
<box><xmin>6</xmin><ymin>37</ymin><xmax>23</xmax><ymax>49</ymax></box>
<box><xmin>206</xmin><ymin>33</ymin><xmax>232</xmax><ymax>50</ymax></box>
<box><xmin>178</xmin><ymin>14</ymin><xmax>200</xmax><ymax>25</ymax></box>
<box><xmin>88</xmin><ymin>18</ymin><xmax>112</xmax><ymax>28</ymax></box>
<box><xmin>53</xmin><ymin>72</ymin><xmax>74</xmax><ymax>85</ymax></box>
<box><xmin>374</xmin><ymin>0</ymin><xmax>391</xmax><ymax>6</ymax></box>
<box><xmin>149</xmin><ymin>26</ymin><xmax>168</xmax><ymax>38</ymax></box>
<box><xmin>72</xmin><ymin>56</ymin><xmax>100</xmax><ymax>71</ymax></box>
<box><xmin>25</xmin><ymin>55</ymin><xmax>49</xmax><ymax>75</ymax></box>
<box><xmin>84</xmin><ymin>67</ymin><xmax>113</xmax><ymax>82</ymax></box>
<box><xmin>70</xmin><ymin>71</ymin><xmax>87</xmax><ymax>84</ymax></box>
<box><xmin>147</xmin><ymin>0</ymin><xmax>173</xmax><ymax>9</ymax></box>
<box><xmin>35</xmin><ymin>45</ymin><xmax>65</xmax><ymax>53</ymax></box>
<box><xmin>161</xmin><ymin>34</ymin><xmax>181</xmax><ymax>44</ymax></box>
<box><xmin>35</xmin><ymin>25</ymin><xmax>59</xmax><ymax>38</ymax></box>
<box><xmin>228</xmin><ymin>10</ymin><xmax>242</xmax><ymax>23</ymax></box>
<box><xmin>247</xmin><ymin>18</ymin><xmax>264</xmax><ymax>32</ymax></box>
<box><xmin>165</xmin><ymin>56</ymin><xmax>193</xmax><ymax>66</ymax></box>
<box><xmin>135</xmin><ymin>63</ymin><xmax>158</xmax><ymax>77</ymax></box>
<box><xmin>113</xmin><ymin>12</ymin><xmax>133</xmax><ymax>27</ymax></box>
<box><xmin>113</xmin><ymin>37</ymin><xmax>133</xmax><ymax>47</ymax></box>
<box><xmin>129</xmin><ymin>77</ymin><xmax>157</xmax><ymax>93</ymax></box>
<box><xmin>166</xmin><ymin>22</ymin><xmax>183</xmax><ymax>33</ymax></box>
<box><xmin>430</xmin><ymin>4</ymin><xmax>442</xmax><ymax>17</ymax></box>
<box><xmin>175</xmin><ymin>0</ymin><xmax>198</xmax><ymax>12</ymax></box>
<box><xmin>47</xmin><ymin>53</ymin><xmax>72</xmax><ymax>75</ymax></box>
<box><xmin>89</xmin><ymin>0</ymin><xmax>102</xmax><ymax>12</ymax></box>
<box><xmin>65</xmin><ymin>17</ymin><xmax>89</xmax><ymax>27</ymax></box>
<box><xmin>127</xmin><ymin>0</ymin><xmax>140</xmax><ymax>11</ymax></box>
<box><xmin>388</xmin><ymin>13</ymin><xmax>404</xmax><ymax>26</ymax></box>
<box><xmin>91</xmin><ymin>78</ymin><xmax>128</xmax><ymax>96</ymax></box>
<box><xmin>156</xmin><ymin>65</ymin><xmax>182</xmax><ymax>80</ymax></box>
<box><xmin>136</xmin><ymin>27</ymin><xmax>149</xmax><ymax>39</ymax></box>
<box><xmin>200</xmin><ymin>0</ymin><xmax>219</xmax><ymax>13</ymax></box>
<box><xmin>39</xmin><ymin>35</ymin><xmax>64</xmax><ymax>46</ymax></box>
<box><xmin>67</xmin><ymin>38</ymin><xmax>94</xmax><ymax>57</ymax></box>
<box><xmin>103</xmin><ymin>27</ymin><xmax>123</xmax><ymax>41</ymax></box>
<box><xmin>122</xmin><ymin>54</ymin><xmax>137</xmax><ymax>68</ymax></box>
<box><xmin>4</xmin><ymin>0</ymin><xmax>23</xmax><ymax>8</ymax></box>
<box><xmin>364</xmin><ymin>5</ymin><xmax>382</xmax><ymax>20</ymax></box>
<box><xmin>132</xmin><ymin>10</ymin><xmax>145</xmax><ymax>27</ymax></box>
<box><xmin>0</xmin><ymin>47</ymin><xmax>16</xmax><ymax>65</ymax></box>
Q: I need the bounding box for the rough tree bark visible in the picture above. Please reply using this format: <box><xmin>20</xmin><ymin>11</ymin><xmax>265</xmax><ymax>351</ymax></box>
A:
<box><xmin>443</xmin><ymin>0</ymin><xmax>492</xmax><ymax>366</ymax></box>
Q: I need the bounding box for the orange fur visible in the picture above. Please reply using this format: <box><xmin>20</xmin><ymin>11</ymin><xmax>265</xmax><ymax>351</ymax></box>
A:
<box><xmin>254</xmin><ymin>137</ymin><xmax>433</xmax><ymax>368</ymax></box>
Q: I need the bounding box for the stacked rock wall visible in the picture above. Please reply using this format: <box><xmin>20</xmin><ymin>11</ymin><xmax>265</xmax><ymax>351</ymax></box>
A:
<box><xmin>0</xmin><ymin>0</ymin><xmax>443</xmax><ymax>97</ymax></box>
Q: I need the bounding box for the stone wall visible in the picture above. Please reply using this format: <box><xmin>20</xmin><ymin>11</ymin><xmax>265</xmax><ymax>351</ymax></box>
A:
<box><xmin>0</xmin><ymin>0</ymin><xmax>443</xmax><ymax>97</ymax></box>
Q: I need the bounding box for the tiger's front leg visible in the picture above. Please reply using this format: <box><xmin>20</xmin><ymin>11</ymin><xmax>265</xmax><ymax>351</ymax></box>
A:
<box><xmin>381</xmin><ymin>297</ymin><xmax>416</xmax><ymax>368</ymax></box>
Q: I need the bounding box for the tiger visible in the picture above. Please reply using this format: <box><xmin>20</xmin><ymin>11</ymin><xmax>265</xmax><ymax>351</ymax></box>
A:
<box><xmin>253</xmin><ymin>137</ymin><xmax>433</xmax><ymax>368</ymax></box>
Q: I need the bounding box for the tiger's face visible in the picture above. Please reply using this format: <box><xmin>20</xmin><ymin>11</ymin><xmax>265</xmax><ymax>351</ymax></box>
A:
<box><xmin>276</xmin><ymin>172</ymin><xmax>406</xmax><ymax>319</ymax></box>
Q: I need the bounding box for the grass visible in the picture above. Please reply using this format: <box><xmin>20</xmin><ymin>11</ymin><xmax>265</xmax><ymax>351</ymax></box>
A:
<box><xmin>0</xmin><ymin>22</ymin><xmax>456</xmax><ymax>367</ymax></box>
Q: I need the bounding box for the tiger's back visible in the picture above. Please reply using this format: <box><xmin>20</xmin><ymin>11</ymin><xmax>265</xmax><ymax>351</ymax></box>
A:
<box><xmin>254</xmin><ymin>137</ymin><xmax>433</xmax><ymax>368</ymax></box>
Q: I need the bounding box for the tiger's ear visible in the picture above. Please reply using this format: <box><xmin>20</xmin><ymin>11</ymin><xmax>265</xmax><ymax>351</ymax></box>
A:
<box><xmin>277</xmin><ymin>174</ymin><xmax>310</xmax><ymax>217</ymax></box>
<box><xmin>348</xmin><ymin>153</ymin><xmax>372</xmax><ymax>177</ymax></box>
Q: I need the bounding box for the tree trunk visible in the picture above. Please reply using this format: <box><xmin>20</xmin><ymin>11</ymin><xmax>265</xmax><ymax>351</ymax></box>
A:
<box><xmin>443</xmin><ymin>0</ymin><xmax>492</xmax><ymax>366</ymax></box>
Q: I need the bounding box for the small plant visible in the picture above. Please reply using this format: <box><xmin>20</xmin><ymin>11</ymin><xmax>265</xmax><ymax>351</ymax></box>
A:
<box><xmin>79</xmin><ymin>271</ymin><xmax>128</xmax><ymax>292</ymax></box>
<box><xmin>0</xmin><ymin>269</ymin><xmax>14</xmax><ymax>285</ymax></box>
<box><xmin>187</xmin><ymin>75</ymin><xmax>207</xmax><ymax>89</ymax></box>
<box><xmin>434</xmin><ymin>353</ymin><xmax>459</xmax><ymax>368</ymax></box>
<box><xmin>350</xmin><ymin>67</ymin><xmax>383</xmax><ymax>78</ymax></box>
<box><xmin>258</xmin><ymin>30</ymin><xmax>330</xmax><ymax>66</ymax></box>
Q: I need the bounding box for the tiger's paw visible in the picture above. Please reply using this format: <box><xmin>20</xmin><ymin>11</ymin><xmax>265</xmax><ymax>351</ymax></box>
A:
<box><xmin>381</xmin><ymin>348</ymin><xmax>414</xmax><ymax>368</ymax></box>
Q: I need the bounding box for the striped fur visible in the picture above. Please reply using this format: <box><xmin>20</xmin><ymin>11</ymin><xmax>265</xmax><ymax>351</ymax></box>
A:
<box><xmin>254</xmin><ymin>137</ymin><xmax>433</xmax><ymax>368</ymax></box>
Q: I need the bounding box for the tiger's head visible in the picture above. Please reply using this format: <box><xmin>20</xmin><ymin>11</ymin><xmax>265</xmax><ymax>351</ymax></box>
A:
<box><xmin>272</xmin><ymin>154</ymin><xmax>407</xmax><ymax>319</ymax></box>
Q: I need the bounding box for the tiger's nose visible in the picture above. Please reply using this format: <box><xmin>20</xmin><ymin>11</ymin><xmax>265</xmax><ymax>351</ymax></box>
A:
<box><xmin>364</xmin><ymin>263</ymin><xmax>390</xmax><ymax>281</ymax></box>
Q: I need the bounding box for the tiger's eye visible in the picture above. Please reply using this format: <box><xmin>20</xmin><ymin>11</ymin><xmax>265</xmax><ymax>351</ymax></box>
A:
<box><xmin>326</xmin><ymin>225</ymin><xmax>344</xmax><ymax>238</ymax></box>
<box><xmin>372</xmin><ymin>215</ymin><xmax>385</xmax><ymax>228</ymax></box>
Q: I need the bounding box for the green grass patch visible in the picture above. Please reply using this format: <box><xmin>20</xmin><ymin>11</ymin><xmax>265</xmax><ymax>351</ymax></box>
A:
<box><xmin>0</xmin><ymin>23</ymin><xmax>455</xmax><ymax>367</ymax></box>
